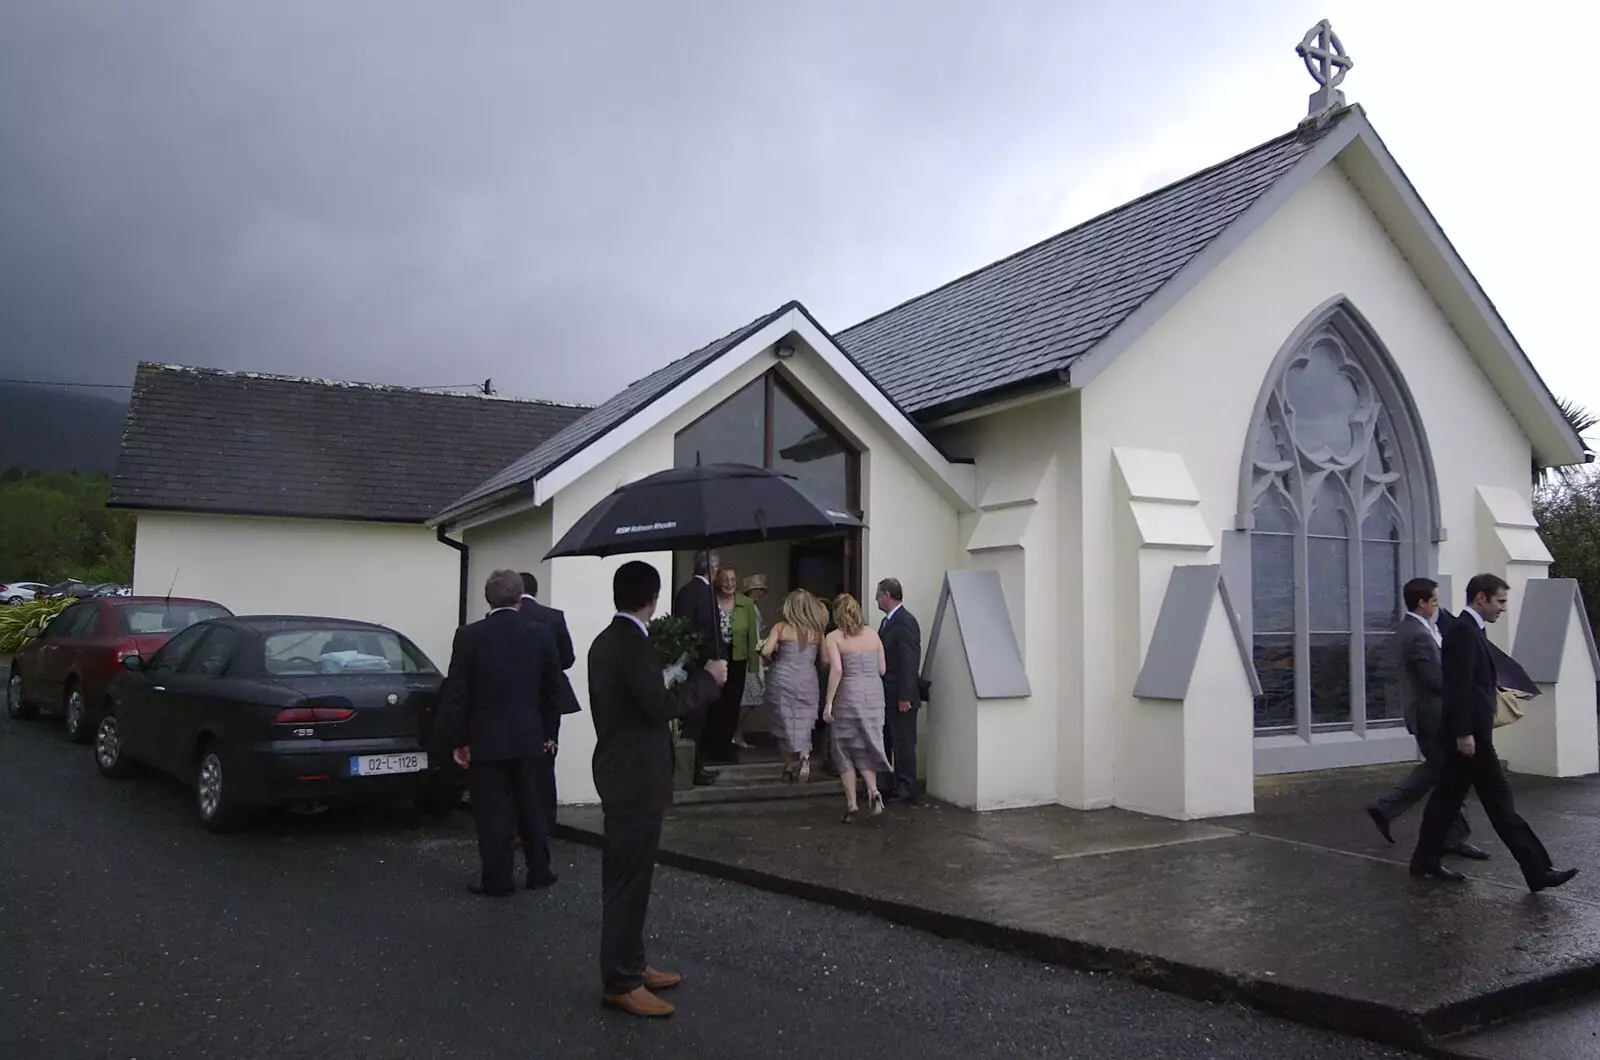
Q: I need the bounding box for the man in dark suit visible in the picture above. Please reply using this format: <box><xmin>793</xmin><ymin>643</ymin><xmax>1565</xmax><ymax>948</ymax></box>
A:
<box><xmin>874</xmin><ymin>577</ymin><xmax>923</xmax><ymax>804</ymax></box>
<box><xmin>1366</xmin><ymin>577</ymin><xmax>1485</xmax><ymax>859</ymax></box>
<box><xmin>670</xmin><ymin>549</ymin><xmax>720</xmax><ymax>787</ymax></box>
<box><xmin>520</xmin><ymin>571</ymin><xmax>582</xmax><ymax>820</ymax></box>
<box><xmin>1410</xmin><ymin>574</ymin><xmax>1578</xmax><ymax>891</ymax></box>
<box><xmin>591</xmin><ymin>560</ymin><xmax>726</xmax><ymax>1017</ymax></box>
<box><xmin>439</xmin><ymin>569</ymin><xmax>565</xmax><ymax>897</ymax></box>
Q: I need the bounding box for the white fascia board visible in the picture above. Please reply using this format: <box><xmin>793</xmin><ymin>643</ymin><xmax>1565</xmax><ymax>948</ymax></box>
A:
<box><xmin>787</xmin><ymin>314</ymin><xmax>977</xmax><ymax>511</ymax></box>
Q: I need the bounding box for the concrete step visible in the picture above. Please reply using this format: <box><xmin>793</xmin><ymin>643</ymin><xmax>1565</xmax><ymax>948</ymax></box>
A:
<box><xmin>1437</xmin><ymin>989</ymin><xmax>1600</xmax><ymax>1058</ymax></box>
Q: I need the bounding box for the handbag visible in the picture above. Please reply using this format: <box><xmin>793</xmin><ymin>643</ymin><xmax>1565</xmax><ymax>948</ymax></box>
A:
<box><xmin>741</xmin><ymin>667</ymin><xmax>765</xmax><ymax>708</ymax></box>
<box><xmin>1494</xmin><ymin>688</ymin><xmax>1530</xmax><ymax>728</ymax></box>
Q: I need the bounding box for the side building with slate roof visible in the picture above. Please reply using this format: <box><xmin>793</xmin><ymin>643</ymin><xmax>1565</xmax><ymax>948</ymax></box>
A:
<box><xmin>433</xmin><ymin>92</ymin><xmax>1597</xmax><ymax>815</ymax></box>
<box><xmin>110</xmin><ymin>363</ymin><xmax>587</xmax><ymax>666</ymax></box>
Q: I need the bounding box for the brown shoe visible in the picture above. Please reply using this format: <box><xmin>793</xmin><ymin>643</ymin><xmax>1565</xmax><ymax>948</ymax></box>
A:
<box><xmin>601</xmin><ymin>987</ymin><xmax>674</xmax><ymax>1017</ymax></box>
<box><xmin>642</xmin><ymin>967</ymin><xmax>682</xmax><ymax>991</ymax></box>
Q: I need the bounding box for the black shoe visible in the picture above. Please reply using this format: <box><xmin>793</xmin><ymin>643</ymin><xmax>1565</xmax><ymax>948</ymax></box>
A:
<box><xmin>1446</xmin><ymin>842</ymin><xmax>1491</xmax><ymax>861</ymax></box>
<box><xmin>693</xmin><ymin>769</ymin><xmax>718</xmax><ymax>786</ymax></box>
<box><xmin>468</xmin><ymin>882</ymin><xmax>515</xmax><ymax>897</ymax></box>
<box><xmin>1530</xmin><ymin>867</ymin><xmax>1579</xmax><ymax>893</ymax></box>
<box><xmin>1409</xmin><ymin>864</ymin><xmax>1467</xmax><ymax>883</ymax></box>
<box><xmin>1366</xmin><ymin>807</ymin><xmax>1395</xmax><ymax>844</ymax></box>
<box><xmin>526</xmin><ymin>873</ymin><xmax>559</xmax><ymax>890</ymax></box>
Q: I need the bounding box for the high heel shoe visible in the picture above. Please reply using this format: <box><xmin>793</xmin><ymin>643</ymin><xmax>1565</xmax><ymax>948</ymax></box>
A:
<box><xmin>798</xmin><ymin>758</ymin><xmax>811</xmax><ymax>783</ymax></box>
<box><xmin>868</xmin><ymin>791</ymin><xmax>884</xmax><ymax>817</ymax></box>
<box><xmin>841</xmin><ymin>806</ymin><xmax>859</xmax><ymax>824</ymax></box>
<box><xmin>781</xmin><ymin>766</ymin><xmax>795</xmax><ymax>784</ymax></box>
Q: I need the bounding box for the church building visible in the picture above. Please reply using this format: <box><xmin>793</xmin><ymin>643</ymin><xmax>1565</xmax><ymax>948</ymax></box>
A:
<box><xmin>431</xmin><ymin>23</ymin><xmax>1599</xmax><ymax>818</ymax></box>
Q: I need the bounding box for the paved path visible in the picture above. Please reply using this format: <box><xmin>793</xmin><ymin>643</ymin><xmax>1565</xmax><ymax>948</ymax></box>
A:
<box><xmin>0</xmin><ymin>715</ymin><xmax>1416</xmax><ymax>1060</ymax></box>
<box><xmin>554</xmin><ymin>763</ymin><xmax>1600</xmax><ymax>1051</ymax></box>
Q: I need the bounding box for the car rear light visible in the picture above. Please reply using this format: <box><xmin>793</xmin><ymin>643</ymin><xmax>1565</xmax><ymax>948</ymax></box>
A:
<box><xmin>273</xmin><ymin>707</ymin><xmax>355</xmax><ymax>724</ymax></box>
<box><xmin>113</xmin><ymin>640</ymin><xmax>142</xmax><ymax>662</ymax></box>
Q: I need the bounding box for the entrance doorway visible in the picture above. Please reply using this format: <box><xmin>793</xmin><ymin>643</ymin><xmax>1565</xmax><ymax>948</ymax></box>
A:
<box><xmin>670</xmin><ymin>368</ymin><xmax>863</xmax><ymax>752</ymax></box>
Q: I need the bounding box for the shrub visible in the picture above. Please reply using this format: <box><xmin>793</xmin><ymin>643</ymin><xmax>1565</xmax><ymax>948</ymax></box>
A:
<box><xmin>0</xmin><ymin>597</ymin><xmax>74</xmax><ymax>655</ymax></box>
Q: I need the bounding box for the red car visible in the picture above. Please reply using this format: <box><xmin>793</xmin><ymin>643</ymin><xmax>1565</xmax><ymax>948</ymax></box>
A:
<box><xmin>6</xmin><ymin>596</ymin><xmax>233</xmax><ymax>742</ymax></box>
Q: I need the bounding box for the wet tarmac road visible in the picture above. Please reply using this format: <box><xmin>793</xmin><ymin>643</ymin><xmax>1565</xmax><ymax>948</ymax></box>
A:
<box><xmin>0</xmin><ymin>716</ymin><xmax>1415</xmax><ymax>1060</ymax></box>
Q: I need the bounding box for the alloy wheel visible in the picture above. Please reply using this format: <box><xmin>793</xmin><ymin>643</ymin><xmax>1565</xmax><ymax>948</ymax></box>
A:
<box><xmin>6</xmin><ymin>674</ymin><xmax>30</xmax><ymax>719</ymax></box>
<box><xmin>96</xmin><ymin>717</ymin><xmax>121</xmax><ymax>770</ymax></box>
<box><xmin>198</xmin><ymin>752</ymin><xmax>224</xmax><ymax>821</ymax></box>
<box><xmin>65</xmin><ymin>689</ymin><xmax>86</xmax><ymax>738</ymax></box>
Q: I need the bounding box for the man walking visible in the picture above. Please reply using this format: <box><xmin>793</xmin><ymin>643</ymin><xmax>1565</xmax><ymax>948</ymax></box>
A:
<box><xmin>874</xmin><ymin>577</ymin><xmax>922</xmax><ymax>804</ymax></box>
<box><xmin>519</xmin><ymin>571</ymin><xmax>581</xmax><ymax>820</ymax></box>
<box><xmin>1366</xmin><ymin>578</ymin><xmax>1485</xmax><ymax>860</ymax></box>
<box><xmin>1410</xmin><ymin>574</ymin><xmax>1579</xmax><ymax>892</ymax></box>
<box><xmin>591</xmin><ymin>561</ymin><xmax>726</xmax><ymax>1017</ymax></box>
<box><xmin>440</xmin><ymin>569</ymin><xmax>565</xmax><ymax>896</ymax></box>
<box><xmin>671</xmin><ymin>550</ymin><xmax>720</xmax><ymax>787</ymax></box>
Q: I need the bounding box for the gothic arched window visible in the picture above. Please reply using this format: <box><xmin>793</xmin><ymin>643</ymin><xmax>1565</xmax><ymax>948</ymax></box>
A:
<box><xmin>1240</xmin><ymin>300</ymin><xmax>1438</xmax><ymax>740</ymax></box>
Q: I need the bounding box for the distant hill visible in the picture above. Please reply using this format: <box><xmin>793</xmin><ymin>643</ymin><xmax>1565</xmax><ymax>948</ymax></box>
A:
<box><xmin>0</xmin><ymin>383</ymin><xmax>128</xmax><ymax>475</ymax></box>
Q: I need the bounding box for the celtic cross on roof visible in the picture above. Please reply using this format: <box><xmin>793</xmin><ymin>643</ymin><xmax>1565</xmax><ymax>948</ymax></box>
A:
<box><xmin>1295</xmin><ymin>19</ymin><xmax>1353</xmax><ymax>120</ymax></box>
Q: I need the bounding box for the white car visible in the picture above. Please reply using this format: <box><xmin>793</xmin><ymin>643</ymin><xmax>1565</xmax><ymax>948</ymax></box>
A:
<box><xmin>1</xmin><ymin>582</ymin><xmax>48</xmax><ymax>605</ymax></box>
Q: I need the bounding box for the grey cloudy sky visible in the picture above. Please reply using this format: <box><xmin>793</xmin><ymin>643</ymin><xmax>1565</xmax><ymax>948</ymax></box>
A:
<box><xmin>1</xmin><ymin>1</ymin><xmax>1593</xmax><ymax>414</ymax></box>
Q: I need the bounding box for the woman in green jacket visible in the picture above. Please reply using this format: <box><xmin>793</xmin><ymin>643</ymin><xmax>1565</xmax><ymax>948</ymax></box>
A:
<box><xmin>711</xmin><ymin>566</ymin><xmax>761</xmax><ymax>762</ymax></box>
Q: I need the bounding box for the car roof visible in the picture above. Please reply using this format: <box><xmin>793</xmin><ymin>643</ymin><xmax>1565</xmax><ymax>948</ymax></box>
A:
<box><xmin>109</xmin><ymin>596</ymin><xmax>230</xmax><ymax>608</ymax></box>
<box><xmin>230</xmin><ymin>615</ymin><xmax>401</xmax><ymax>634</ymax></box>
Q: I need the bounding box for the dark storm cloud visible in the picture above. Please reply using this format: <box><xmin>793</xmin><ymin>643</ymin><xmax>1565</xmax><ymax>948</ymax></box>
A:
<box><xmin>0</xmin><ymin>1</ymin><xmax>1308</xmax><ymax>403</ymax></box>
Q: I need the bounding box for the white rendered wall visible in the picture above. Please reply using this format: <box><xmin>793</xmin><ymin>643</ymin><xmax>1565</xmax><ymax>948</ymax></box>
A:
<box><xmin>463</xmin><ymin>507</ymin><xmax>553</xmax><ymax>622</ymax></box>
<box><xmin>131</xmin><ymin>512</ymin><xmax>461</xmax><ymax>668</ymax></box>
<box><xmin>1073</xmin><ymin>163</ymin><xmax>1533</xmax><ymax>794</ymax></box>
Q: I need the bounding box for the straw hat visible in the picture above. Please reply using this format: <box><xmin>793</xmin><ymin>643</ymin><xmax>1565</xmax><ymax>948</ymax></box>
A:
<box><xmin>742</xmin><ymin>574</ymin><xmax>768</xmax><ymax>593</ymax></box>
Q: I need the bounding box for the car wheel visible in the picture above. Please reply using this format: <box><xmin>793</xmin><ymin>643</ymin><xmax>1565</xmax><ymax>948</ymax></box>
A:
<box><xmin>95</xmin><ymin>715</ymin><xmax>133</xmax><ymax>778</ymax></box>
<box><xmin>63</xmin><ymin>683</ymin><xmax>92</xmax><ymax>744</ymax></box>
<box><xmin>195</xmin><ymin>742</ymin><xmax>245</xmax><ymax>832</ymax></box>
<box><xmin>5</xmin><ymin>596</ymin><xmax>21</xmax><ymax>606</ymax></box>
<box><xmin>5</xmin><ymin>672</ymin><xmax>37</xmax><ymax>720</ymax></box>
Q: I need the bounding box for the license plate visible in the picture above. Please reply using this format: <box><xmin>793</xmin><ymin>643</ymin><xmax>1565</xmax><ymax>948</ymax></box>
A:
<box><xmin>349</xmin><ymin>752</ymin><xmax>427</xmax><ymax>776</ymax></box>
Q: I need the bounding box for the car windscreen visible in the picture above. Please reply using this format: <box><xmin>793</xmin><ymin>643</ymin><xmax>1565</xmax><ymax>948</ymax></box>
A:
<box><xmin>117</xmin><ymin>603</ymin><xmax>232</xmax><ymax>635</ymax></box>
<box><xmin>262</xmin><ymin>627</ymin><xmax>437</xmax><ymax>676</ymax></box>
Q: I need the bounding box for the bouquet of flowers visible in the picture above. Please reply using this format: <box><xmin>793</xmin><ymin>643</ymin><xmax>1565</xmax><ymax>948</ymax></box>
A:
<box><xmin>647</xmin><ymin>614</ymin><xmax>701</xmax><ymax>742</ymax></box>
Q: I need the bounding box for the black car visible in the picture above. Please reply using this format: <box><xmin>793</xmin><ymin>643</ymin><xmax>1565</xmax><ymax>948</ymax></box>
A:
<box><xmin>96</xmin><ymin>615</ymin><xmax>462</xmax><ymax>830</ymax></box>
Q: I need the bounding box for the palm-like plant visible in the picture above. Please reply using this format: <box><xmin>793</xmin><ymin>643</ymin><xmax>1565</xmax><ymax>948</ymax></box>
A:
<box><xmin>1533</xmin><ymin>397</ymin><xmax>1598</xmax><ymax>488</ymax></box>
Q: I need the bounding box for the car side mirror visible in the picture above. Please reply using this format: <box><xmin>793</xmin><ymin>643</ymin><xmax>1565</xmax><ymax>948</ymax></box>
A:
<box><xmin>23</xmin><ymin>626</ymin><xmax>41</xmax><ymax>639</ymax></box>
<box><xmin>122</xmin><ymin>655</ymin><xmax>144</xmax><ymax>672</ymax></box>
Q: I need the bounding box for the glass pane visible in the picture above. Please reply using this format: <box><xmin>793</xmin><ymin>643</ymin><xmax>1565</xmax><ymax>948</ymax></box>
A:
<box><xmin>1307</xmin><ymin>479</ymin><xmax>1348</xmax><ymax>537</ymax></box>
<box><xmin>1308</xmin><ymin>535</ymin><xmax>1349</xmax><ymax>632</ymax></box>
<box><xmin>1253</xmin><ymin>486</ymin><xmax>1296</xmax><ymax>534</ymax></box>
<box><xmin>1364</xmin><ymin>632</ymin><xmax>1403</xmax><ymax>723</ymax></box>
<box><xmin>1285</xmin><ymin>338</ymin><xmax>1362</xmax><ymax>459</ymax></box>
<box><xmin>771</xmin><ymin>380</ymin><xmax>853</xmax><ymax>510</ymax></box>
<box><xmin>1362</xmin><ymin>537</ymin><xmax>1400</xmax><ymax>632</ymax></box>
<box><xmin>1250</xmin><ymin>533</ymin><xmax>1295</xmax><ymax>633</ymax></box>
<box><xmin>1252</xmin><ymin>634</ymin><xmax>1295</xmax><ymax>730</ymax></box>
<box><xmin>674</xmin><ymin>376</ymin><xmax>764</xmax><ymax>469</ymax></box>
<box><xmin>1308</xmin><ymin>633</ymin><xmax>1352</xmax><ymax>726</ymax></box>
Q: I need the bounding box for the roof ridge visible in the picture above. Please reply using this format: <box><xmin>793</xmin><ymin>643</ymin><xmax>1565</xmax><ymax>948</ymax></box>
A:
<box><xmin>839</xmin><ymin>112</ymin><xmax>1351</xmax><ymax>340</ymax></box>
<box><xmin>133</xmin><ymin>361</ymin><xmax>593</xmax><ymax>409</ymax></box>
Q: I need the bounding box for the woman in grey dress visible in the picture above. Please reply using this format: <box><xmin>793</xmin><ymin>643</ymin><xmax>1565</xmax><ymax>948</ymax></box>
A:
<box><xmin>822</xmin><ymin>593</ymin><xmax>889</xmax><ymax>821</ymax></box>
<box><xmin>760</xmin><ymin>589</ymin><xmax>829</xmax><ymax>783</ymax></box>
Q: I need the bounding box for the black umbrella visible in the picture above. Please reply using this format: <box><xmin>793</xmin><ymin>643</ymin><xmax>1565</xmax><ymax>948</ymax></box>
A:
<box><xmin>543</xmin><ymin>463</ymin><xmax>864</xmax><ymax>559</ymax></box>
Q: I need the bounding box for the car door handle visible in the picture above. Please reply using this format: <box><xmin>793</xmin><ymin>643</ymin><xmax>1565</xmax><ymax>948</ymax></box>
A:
<box><xmin>152</xmin><ymin>686</ymin><xmax>166</xmax><ymax>692</ymax></box>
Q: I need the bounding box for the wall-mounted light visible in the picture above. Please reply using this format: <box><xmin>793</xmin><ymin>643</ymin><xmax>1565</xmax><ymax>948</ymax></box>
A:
<box><xmin>774</xmin><ymin>342</ymin><xmax>795</xmax><ymax>360</ymax></box>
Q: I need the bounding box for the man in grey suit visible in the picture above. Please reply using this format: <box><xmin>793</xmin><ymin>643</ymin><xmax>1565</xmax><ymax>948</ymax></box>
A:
<box><xmin>1365</xmin><ymin>577</ymin><xmax>1487</xmax><ymax>860</ymax></box>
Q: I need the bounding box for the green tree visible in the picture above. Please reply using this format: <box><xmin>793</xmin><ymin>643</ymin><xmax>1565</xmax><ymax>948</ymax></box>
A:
<box><xmin>0</xmin><ymin>473</ymin><xmax>134</xmax><ymax>584</ymax></box>
<box><xmin>1534</xmin><ymin>398</ymin><xmax>1598</xmax><ymax>488</ymax></box>
<box><xmin>1534</xmin><ymin>474</ymin><xmax>1600</xmax><ymax>637</ymax></box>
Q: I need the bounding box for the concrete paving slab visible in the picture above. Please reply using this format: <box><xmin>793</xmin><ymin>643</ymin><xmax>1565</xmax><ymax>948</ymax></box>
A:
<box><xmin>553</xmin><ymin>764</ymin><xmax>1600</xmax><ymax>1053</ymax></box>
<box><xmin>1440</xmin><ymin>991</ymin><xmax>1600</xmax><ymax>1059</ymax></box>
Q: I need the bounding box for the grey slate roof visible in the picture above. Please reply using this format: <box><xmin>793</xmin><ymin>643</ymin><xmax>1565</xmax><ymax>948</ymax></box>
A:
<box><xmin>837</xmin><ymin>112</ymin><xmax>1353</xmax><ymax>416</ymax></box>
<box><xmin>440</xmin><ymin>303</ymin><xmax>797</xmax><ymax>516</ymax></box>
<box><xmin>110</xmin><ymin>363</ymin><xmax>589</xmax><ymax>523</ymax></box>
